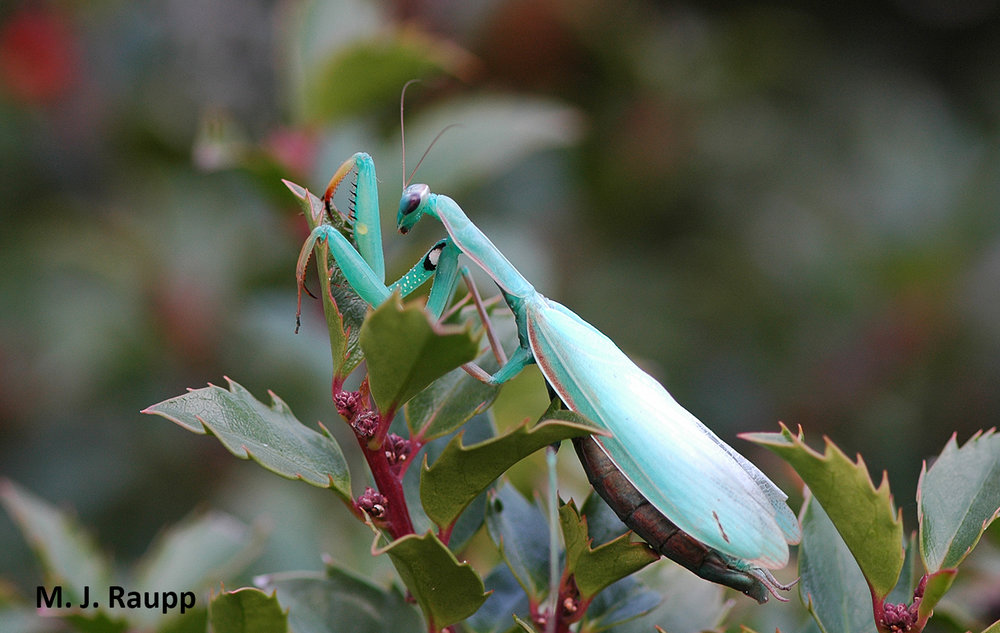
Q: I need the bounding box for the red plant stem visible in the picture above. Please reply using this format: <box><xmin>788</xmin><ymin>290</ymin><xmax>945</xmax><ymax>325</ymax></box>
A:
<box><xmin>370</xmin><ymin>403</ymin><xmax>397</xmax><ymax>451</ymax></box>
<box><xmin>357</xmin><ymin>432</ymin><xmax>414</xmax><ymax>539</ymax></box>
<box><xmin>437</xmin><ymin>520</ymin><xmax>456</xmax><ymax>546</ymax></box>
<box><xmin>528</xmin><ymin>573</ymin><xmax>591</xmax><ymax>633</ymax></box>
<box><xmin>556</xmin><ymin>574</ymin><xmax>589</xmax><ymax>631</ymax></box>
<box><xmin>331</xmin><ymin>375</ymin><xmax>345</xmax><ymax>400</ymax></box>
<box><xmin>870</xmin><ymin>574</ymin><xmax>928</xmax><ymax>633</ymax></box>
<box><xmin>870</xmin><ymin>586</ymin><xmax>886</xmax><ymax>633</ymax></box>
<box><xmin>331</xmin><ymin>381</ymin><xmax>415</xmax><ymax>540</ymax></box>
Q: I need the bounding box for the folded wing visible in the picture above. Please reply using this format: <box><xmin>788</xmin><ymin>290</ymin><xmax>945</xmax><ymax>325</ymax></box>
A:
<box><xmin>527</xmin><ymin>297</ymin><xmax>800</xmax><ymax>568</ymax></box>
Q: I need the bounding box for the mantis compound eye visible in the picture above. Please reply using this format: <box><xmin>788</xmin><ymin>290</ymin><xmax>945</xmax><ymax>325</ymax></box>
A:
<box><xmin>398</xmin><ymin>183</ymin><xmax>430</xmax><ymax>234</ymax></box>
<box><xmin>400</xmin><ymin>184</ymin><xmax>429</xmax><ymax>216</ymax></box>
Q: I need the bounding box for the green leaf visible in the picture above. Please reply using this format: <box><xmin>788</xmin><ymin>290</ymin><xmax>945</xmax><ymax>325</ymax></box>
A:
<box><xmin>420</xmin><ymin>410</ymin><xmax>600</xmax><ymax>528</ymax></box>
<box><xmin>982</xmin><ymin>619</ymin><xmax>1000</xmax><ymax>633</ymax></box>
<box><xmin>886</xmin><ymin>531</ymin><xmax>919</xmax><ymax>605</ymax></box>
<box><xmin>410</xmin><ymin>413</ymin><xmax>497</xmax><ymax>549</ymax></box>
<box><xmin>608</xmin><ymin>564</ymin><xmax>727</xmax><ymax>633</ymax></box>
<box><xmin>745</xmin><ymin>424</ymin><xmax>904</xmax><ymax>599</ymax></box>
<box><xmin>559</xmin><ymin>501</ymin><xmax>659</xmax><ymax>600</ymax></box>
<box><xmin>142</xmin><ymin>378</ymin><xmax>352</xmax><ymax>501</ymax></box>
<box><xmin>485</xmin><ymin>484</ymin><xmax>551</xmax><ymax>599</ymax></box>
<box><xmin>464</xmin><ymin>564</ymin><xmax>531</xmax><ymax>633</ymax></box>
<box><xmin>405</xmin><ymin>348</ymin><xmax>502</xmax><ymax>442</ymax></box>
<box><xmin>797</xmin><ymin>494</ymin><xmax>872</xmax><ymax>633</ymax></box>
<box><xmin>584</xmin><ymin>577</ymin><xmax>661</xmax><ymax>632</ymax></box>
<box><xmin>134</xmin><ymin>511</ymin><xmax>263</xmax><ymax>597</ymax></box>
<box><xmin>361</xmin><ymin>296</ymin><xmax>480</xmax><ymax>414</ymax></box>
<box><xmin>449</xmin><ymin>491</ymin><xmax>491</xmax><ymax>554</ymax></box>
<box><xmin>306</xmin><ymin>34</ymin><xmax>474</xmax><ymax>122</ymax></box>
<box><xmin>918</xmin><ymin>429</ymin><xmax>1000</xmax><ymax>572</ymax></box>
<box><xmin>208</xmin><ymin>588</ymin><xmax>287</xmax><ymax>633</ymax></box>
<box><xmin>155</xmin><ymin>609</ymin><xmax>209</xmax><ymax>633</ymax></box>
<box><xmin>0</xmin><ymin>480</ymin><xmax>111</xmax><ymax>607</ymax></box>
<box><xmin>258</xmin><ymin>566</ymin><xmax>423</xmax><ymax>633</ymax></box>
<box><xmin>382</xmin><ymin>95</ymin><xmax>583</xmax><ymax>192</ymax></box>
<box><xmin>578</xmin><ymin>491</ymin><xmax>632</xmax><ymax>545</ymax></box>
<box><xmin>284</xmin><ymin>180</ymin><xmax>367</xmax><ymax>379</ymax></box>
<box><xmin>915</xmin><ymin>568</ymin><xmax>957</xmax><ymax>625</ymax></box>
<box><xmin>512</xmin><ymin>614</ymin><xmax>539</xmax><ymax>633</ymax></box>
<box><xmin>127</xmin><ymin>512</ymin><xmax>263</xmax><ymax>629</ymax></box>
<box><xmin>376</xmin><ymin>531</ymin><xmax>489</xmax><ymax>630</ymax></box>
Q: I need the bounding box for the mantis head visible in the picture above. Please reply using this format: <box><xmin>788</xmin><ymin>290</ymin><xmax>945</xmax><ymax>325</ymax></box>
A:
<box><xmin>397</xmin><ymin>183</ymin><xmax>430</xmax><ymax>234</ymax></box>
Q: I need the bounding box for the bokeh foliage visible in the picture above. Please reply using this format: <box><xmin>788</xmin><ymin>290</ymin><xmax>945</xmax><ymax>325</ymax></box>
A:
<box><xmin>2</xmin><ymin>0</ymin><xmax>1000</xmax><ymax>631</ymax></box>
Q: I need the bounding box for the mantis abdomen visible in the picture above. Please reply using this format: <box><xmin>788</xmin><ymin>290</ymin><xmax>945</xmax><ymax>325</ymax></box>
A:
<box><xmin>573</xmin><ymin>435</ymin><xmax>785</xmax><ymax>603</ymax></box>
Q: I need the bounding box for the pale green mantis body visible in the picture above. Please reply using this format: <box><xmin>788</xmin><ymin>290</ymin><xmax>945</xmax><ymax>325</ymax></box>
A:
<box><xmin>296</xmin><ymin>151</ymin><xmax>800</xmax><ymax>600</ymax></box>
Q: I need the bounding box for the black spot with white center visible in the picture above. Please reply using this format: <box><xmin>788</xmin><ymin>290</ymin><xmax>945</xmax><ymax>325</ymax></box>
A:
<box><xmin>424</xmin><ymin>240</ymin><xmax>447</xmax><ymax>271</ymax></box>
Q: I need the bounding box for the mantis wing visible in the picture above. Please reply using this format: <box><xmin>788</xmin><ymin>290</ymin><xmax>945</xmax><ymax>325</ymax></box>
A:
<box><xmin>526</xmin><ymin>297</ymin><xmax>800</xmax><ymax>568</ymax></box>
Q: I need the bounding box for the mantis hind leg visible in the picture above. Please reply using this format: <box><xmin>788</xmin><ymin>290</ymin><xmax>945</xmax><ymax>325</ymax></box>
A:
<box><xmin>461</xmin><ymin>269</ymin><xmax>508</xmax><ymax>366</ymax></box>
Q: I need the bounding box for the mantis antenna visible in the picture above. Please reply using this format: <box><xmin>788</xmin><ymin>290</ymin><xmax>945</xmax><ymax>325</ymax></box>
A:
<box><xmin>398</xmin><ymin>78</ymin><xmax>461</xmax><ymax>187</ymax></box>
<box><xmin>406</xmin><ymin>124</ymin><xmax>462</xmax><ymax>187</ymax></box>
<box><xmin>399</xmin><ymin>79</ymin><xmax>421</xmax><ymax>190</ymax></box>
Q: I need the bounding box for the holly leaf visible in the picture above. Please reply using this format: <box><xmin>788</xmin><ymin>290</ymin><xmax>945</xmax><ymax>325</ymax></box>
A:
<box><xmin>375</xmin><ymin>531</ymin><xmax>488</xmax><ymax>630</ymax></box>
<box><xmin>257</xmin><ymin>565</ymin><xmax>423</xmax><ymax>633</ymax></box>
<box><xmin>142</xmin><ymin>378</ymin><xmax>351</xmax><ymax>502</ymax></box>
<box><xmin>744</xmin><ymin>424</ymin><xmax>904</xmax><ymax>599</ymax></box>
<box><xmin>886</xmin><ymin>531</ymin><xmax>919</xmax><ymax>605</ymax></box>
<box><xmin>208</xmin><ymin>588</ymin><xmax>287</xmax><ymax>633</ymax></box>
<box><xmin>915</xmin><ymin>569</ymin><xmax>957</xmax><ymax>626</ymax></box>
<box><xmin>306</xmin><ymin>33</ymin><xmax>474</xmax><ymax>123</ymax></box>
<box><xmin>797</xmin><ymin>493</ymin><xmax>872</xmax><ymax>633</ymax></box>
<box><xmin>602</xmin><ymin>563</ymin><xmax>727</xmax><ymax>633</ymax></box>
<box><xmin>463</xmin><ymin>563</ymin><xmax>531</xmax><ymax>633</ymax></box>
<box><xmin>405</xmin><ymin>347</ymin><xmax>502</xmax><ymax>442</ymax></box>
<box><xmin>560</xmin><ymin>500</ymin><xmax>659</xmax><ymax>600</ymax></box>
<box><xmin>0</xmin><ymin>480</ymin><xmax>112</xmax><ymax>609</ymax></box>
<box><xmin>584</xmin><ymin>576</ymin><xmax>661</xmax><ymax>633</ymax></box>
<box><xmin>134</xmin><ymin>512</ymin><xmax>263</xmax><ymax>598</ymax></box>
<box><xmin>361</xmin><ymin>296</ymin><xmax>480</xmax><ymax>415</ymax></box>
<box><xmin>578</xmin><ymin>491</ymin><xmax>634</xmax><ymax>545</ymax></box>
<box><xmin>421</xmin><ymin>409</ymin><xmax>600</xmax><ymax>529</ymax></box>
<box><xmin>513</xmin><ymin>615</ymin><xmax>539</xmax><ymax>633</ymax></box>
<box><xmin>130</xmin><ymin>512</ymin><xmax>264</xmax><ymax>629</ymax></box>
<box><xmin>918</xmin><ymin>429</ymin><xmax>1000</xmax><ymax>572</ymax></box>
<box><xmin>485</xmin><ymin>484</ymin><xmax>551</xmax><ymax>600</ymax></box>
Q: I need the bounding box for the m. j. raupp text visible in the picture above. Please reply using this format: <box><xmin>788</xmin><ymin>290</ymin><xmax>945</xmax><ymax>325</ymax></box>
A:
<box><xmin>37</xmin><ymin>585</ymin><xmax>196</xmax><ymax>614</ymax></box>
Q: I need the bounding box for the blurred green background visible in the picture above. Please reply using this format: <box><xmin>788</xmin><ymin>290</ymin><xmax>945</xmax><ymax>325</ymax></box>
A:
<box><xmin>1</xmin><ymin>0</ymin><xmax>998</xmax><ymax>624</ymax></box>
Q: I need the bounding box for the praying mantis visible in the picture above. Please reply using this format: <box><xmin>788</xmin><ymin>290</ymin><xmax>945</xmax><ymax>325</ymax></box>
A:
<box><xmin>295</xmin><ymin>147</ymin><xmax>801</xmax><ymax>601</ymax></box>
